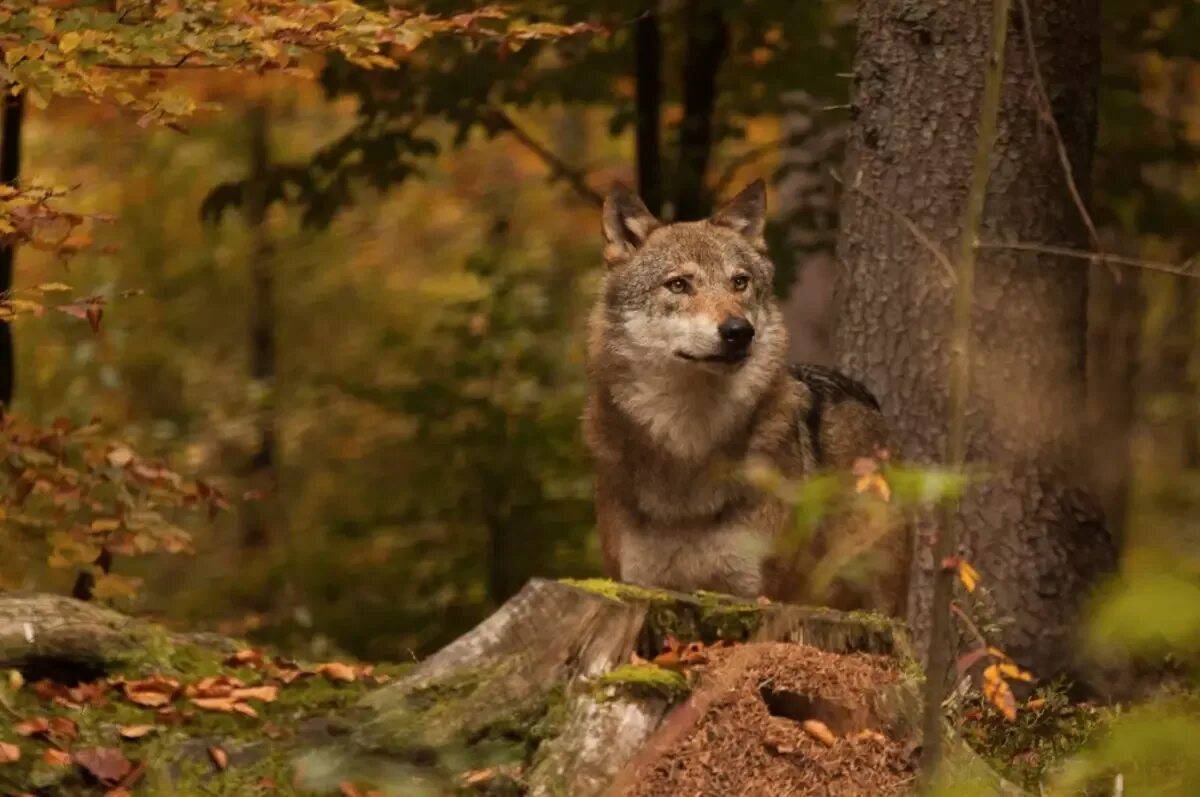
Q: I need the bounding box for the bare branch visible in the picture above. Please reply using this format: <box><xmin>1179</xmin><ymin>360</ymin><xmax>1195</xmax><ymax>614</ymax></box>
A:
<box><xmin>484</xmin><ymin>105</ymin><xmax>604</xmax><ymax>208</ymax></box>
<box><xmin>1016</xmin><ymin>0</ymin><xmax>1115</xmax><ymax>280</ymax></box>
<box><xmin>977</xmin><ymin>240</ymin><xmax>1199</xmax><ymax>280</ymax></box>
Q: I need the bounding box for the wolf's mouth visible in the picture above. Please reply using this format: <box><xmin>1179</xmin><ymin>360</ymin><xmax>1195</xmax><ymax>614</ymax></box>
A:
<box><xmin>675</xmin><ymin>350</ymin><xmax>749</xmax><ymax>365</ymax></box>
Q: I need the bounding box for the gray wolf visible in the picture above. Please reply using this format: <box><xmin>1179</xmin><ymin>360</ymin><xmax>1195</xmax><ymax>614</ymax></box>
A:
<box><xmin>584</xmin><ymin>180</ymin><xmax>906</xmax><ymax>614</ymax></box>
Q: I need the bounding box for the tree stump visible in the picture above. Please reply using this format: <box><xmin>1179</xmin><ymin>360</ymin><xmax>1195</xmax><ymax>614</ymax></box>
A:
<box><xmin>318</xmin><ymin>578</ymin><xmax>1016</xmax><ymax>795</ymax></box>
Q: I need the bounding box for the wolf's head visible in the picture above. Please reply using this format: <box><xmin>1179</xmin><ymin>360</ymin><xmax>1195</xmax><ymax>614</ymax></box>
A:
<box><xmin>594</xmin><ymin>180</ymin><xmax>786</xmax><ymax>378</ymax></box>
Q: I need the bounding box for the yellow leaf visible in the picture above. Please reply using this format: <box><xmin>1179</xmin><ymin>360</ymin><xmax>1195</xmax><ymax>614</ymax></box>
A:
<box><xmin>35</xmin><ymin>282</ymin><xmax>73</xmax><ymax>293</ymax></box>
<box><xmin>983</xmin><ymin>664</ymin><xmax>1017</xmax><ymax>720</ymax></box>
<box><xmin>957</xmin><ymin>559</ymin><xmax>981</xmax><ymax>593</ymax></box>
<box><xmin>998</xmin><ymin>661</ymin><xmax>1033</xmax><ymax>682</ymax></box>
<box><xmin>59</xmin><ymin>32</ymin><xmax>81</xmax><ymax>54</ymax></box>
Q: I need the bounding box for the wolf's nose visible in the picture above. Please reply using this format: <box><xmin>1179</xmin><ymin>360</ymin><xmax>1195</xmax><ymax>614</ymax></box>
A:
<box><xmin>718</xmin><ymin>316</ymin><xmax>755</xmax><ymax>348</ymax></box>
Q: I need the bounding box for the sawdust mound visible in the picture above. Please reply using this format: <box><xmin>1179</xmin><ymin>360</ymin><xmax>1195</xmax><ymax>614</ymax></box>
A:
<box><xmin>624</xmin><ymin>642</ymin><xmax>917</xmax><ymax>796</ymax></box>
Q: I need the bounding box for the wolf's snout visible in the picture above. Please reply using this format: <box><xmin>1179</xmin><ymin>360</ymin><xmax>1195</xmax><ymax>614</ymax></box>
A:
<box><xmin>718</xmin><ymin>316</ymin><xmax>755</xmax><ymax>352</ymax></box>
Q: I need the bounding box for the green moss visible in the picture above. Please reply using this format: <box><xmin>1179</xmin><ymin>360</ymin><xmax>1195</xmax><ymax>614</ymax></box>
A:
<box><xmin>594</xmin><ymin>664</ymin><xmax>690</xmax><ymax>701</ymax></box>
<box><xmin>559</xmin><ymin>577</ymin><xmax>672</xmax><ymax>603</ymax></box>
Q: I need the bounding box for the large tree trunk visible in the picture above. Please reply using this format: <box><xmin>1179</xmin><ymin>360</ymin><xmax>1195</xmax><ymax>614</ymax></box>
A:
<box><xmin>672</xmin><ymin>0</ymin><xmax>726</xmax><ymax>220</ymax></box>
<box><xmin>0</xmin><ymin>93</ymin><xmax>24</xmax><ymax>410</ymax></box>
<box><xmin>832</xmin><ymin>0</ymin><xmax>1115</xmax><ymax>679</ymax></box>
<box><xmin>633</xmin><ymin>6</ymin><xmax>663</xmax><ymax>218</ymax></box>
<box><xmin>241</xmin><ymin>104</ymin><xmax>279</xmax><ymax>550</ymax></box>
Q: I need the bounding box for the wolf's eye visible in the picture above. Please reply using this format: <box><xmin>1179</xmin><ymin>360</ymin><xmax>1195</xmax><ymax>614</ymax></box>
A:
<box><xmin>731</xmin><ymin>274</ymin><xmax>751</xmax><ymax>292</ymax></box>
<box><xmin>664</xmin><ymin>277</ymin><xmax>690</xmax><ymax>294</ymax></box>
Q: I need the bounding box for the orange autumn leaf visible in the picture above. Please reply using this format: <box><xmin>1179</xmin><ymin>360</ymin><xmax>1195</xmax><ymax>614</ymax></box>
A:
<box><xmin>208</xmin><ymin>746</ymin><xmax>228</xmax><ymax>771</ymax></box>
<box><xmin>802</xmin><ymin>719</ymin><xmax>837</xmax><ymax>747</ymax></box>
<box><xmin>0</xmin><ymin>742</ymin><xmax>20</xmax><ymax>764</ymax></box>
<box><xmin>118</xmin><ymin>725</ymin><xmax>156</xmax><ymax>740</ymax></box>
<box><xmin>983</xmin><ymin>664</ymin><xmax>1018</xmax><ymax>721</ymax></box>
<box><xmin>231</xmin><ymin>684</ymin><xmax>278</xmax><ymax>702</ymax></box>
<box><xmin>316</xmin><ymin>662</ymin><xmax>358</xmax><ymax>683</ymax></box>
<box><xmin>43</xmin><ymin>748</ymin><xmax>72</xmax><ymax>767</ymax></box>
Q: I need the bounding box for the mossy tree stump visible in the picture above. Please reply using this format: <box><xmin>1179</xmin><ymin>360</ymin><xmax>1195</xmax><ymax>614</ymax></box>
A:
<box><xmin>338</xmin><ymin>578</ymin><xmax>922</xmax><ymax>795</ymax></box>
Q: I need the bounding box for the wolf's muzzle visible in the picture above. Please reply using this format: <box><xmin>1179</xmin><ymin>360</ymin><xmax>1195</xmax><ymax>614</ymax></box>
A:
<box><xmin>718</xmin><ymin>315</ymin><xmax>755</xmax><ymax>359</ymax></box>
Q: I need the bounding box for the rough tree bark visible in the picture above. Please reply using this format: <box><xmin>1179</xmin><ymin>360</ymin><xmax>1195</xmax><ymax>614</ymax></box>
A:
<box><xmin>833</xmin><ymin>0</ymin><xmax>1115</xmax><ymax>679</ymax></box>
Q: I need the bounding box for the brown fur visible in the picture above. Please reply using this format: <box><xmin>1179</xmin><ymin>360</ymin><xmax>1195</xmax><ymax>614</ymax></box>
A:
<box><xmin>585</xmin><ymin>181</ymin><xmax>907</xmax><ymax>614</ymax></box>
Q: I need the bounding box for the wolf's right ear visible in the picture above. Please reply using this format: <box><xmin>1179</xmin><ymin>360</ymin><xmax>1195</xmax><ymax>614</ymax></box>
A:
<box><xmin>602</xmin><ymin>185</ymin><xmax>661</xmax><ymax>267</ymax></box>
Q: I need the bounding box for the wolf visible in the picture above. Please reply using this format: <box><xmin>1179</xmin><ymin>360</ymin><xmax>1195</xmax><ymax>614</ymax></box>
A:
<box><xmin>584</xmin><ymin>180</ymin><xmax>907</xmax><ymax>615</ymax></box>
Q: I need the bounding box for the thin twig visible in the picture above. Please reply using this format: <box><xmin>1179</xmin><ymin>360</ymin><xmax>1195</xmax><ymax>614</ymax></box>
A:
<box><xmin>949</xmin><ymin>601</ymin><xmax>989</xmax><ymax>650</ymax></box>
<box><xmin>1016</xmin><ymin>0</ymin><xmax>1115</xmax><ymax>280</ymax></box>
<box><xmin>977</xmin><ymin>240</ymin><xmax>1199</xmax><ymax>279</ymax></box>
<box><xmin>484</xmin><ymin>105</ymin><xmax>604</xmax><ymax>207</ymax></box>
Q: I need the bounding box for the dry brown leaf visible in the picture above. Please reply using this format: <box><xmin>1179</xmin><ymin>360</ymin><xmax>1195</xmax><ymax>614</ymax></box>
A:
<box><xmin>43</xmin><ymin>748</ymin><xmax>72</xmax><ymax>767</ymax></box>
<box><xmin>190</xmin><ymin>696</ymin><xmax>238</xmax><ymax>713</ymax></box>
<box><xmin>0</xmin><ymin>742</ymin><xmax>20</xmax><ymax>764</ymax></box>
<box><xmin>226</xmin><ymin>649</ymin><xmax>264</xmax><ymax>667</ymax></box>
<box><xmin>118</xmin><ymin>725</ymin><xmax>156</xmax><ymax>740</ymax></box>
<box><xmin>49</xmin><ymin>716</ymin><xmax>79</xmax><ymax>741</ymax></box>
<box><xmin>462</xmin><ymin>767</ymin><xmax>496</xmax><ymax>786</ymax></box>
<box><xmin>317</xmin><ymin>662</ymin><xmax>357</xmax><ymax>683</ymax></box>
<box><xmin>801</xmin><ymin>719</ymin><xmax>837</xmax><ymax>747</ymax></box>
<box><xmin>232</xmin><ymin>684</ymin><xmax>278</xmax><ymax>703</ymax></box>
<box><xmin>232</xmin><ymin>701</ymin><xmax>260</xmax><ymax>718</ymax></box>
<box><xmin>14</xmin><ymin>717</ymin><xmax>50</xmax><ymax>737</ymax></box>
<box><xmin>74</xmin><ymin>746</ymin><xmax>133</xmax><ymax>783</ymax></box>
<box><xmin>208</xmin><ymin>746</ymin><xmax>228</xmax><ymax>771</ymax></box>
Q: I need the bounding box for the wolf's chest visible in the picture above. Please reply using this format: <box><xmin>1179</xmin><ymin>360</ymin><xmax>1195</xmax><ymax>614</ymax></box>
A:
<box><xmin>619</xmin><ymin>523</ymin><xmax>772</xmax><ymax>598</ymax></box>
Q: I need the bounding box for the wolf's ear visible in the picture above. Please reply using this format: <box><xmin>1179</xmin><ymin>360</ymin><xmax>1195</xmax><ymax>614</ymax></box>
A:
<box><xmin>602</xmin><ymin>185</ymin><xmax>661</xmax><ymax>267</ymax></box>
<box><xmin>709</xmin><ymin>179</ymin><xmax>767</xmax><ymax>250</ymax></box>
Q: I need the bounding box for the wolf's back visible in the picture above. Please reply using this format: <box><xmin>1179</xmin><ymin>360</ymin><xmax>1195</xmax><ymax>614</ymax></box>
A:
<box><xmin>790</xmin><ymin>363</ymin><xmax>890</xmax><ymax>469</ymax></box>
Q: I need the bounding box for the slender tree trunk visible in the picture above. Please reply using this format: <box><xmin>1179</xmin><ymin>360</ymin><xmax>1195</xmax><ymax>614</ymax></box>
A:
<box><xmin>833</xmin><ymin>0</ymin><xmax>1114</xmax><ymax>680</ymax></box>
<box><xmin>0</xmin><ymin>93</ymin><xmax>24</xmax><ymax>410</ymax></box>
<box><xmin>242</xmin><ymin>104</ymin><xmax>278</xmax><ymax>549</ymax></box>
<box><xmin>634</xmin><ymin>6</ymin><xmax>663</xmax><ymax>217</ymax></box>
<box><xmin>673</xmin><ymin>1</ymin><xmax>726</xmax><ymax>220</ymax></box>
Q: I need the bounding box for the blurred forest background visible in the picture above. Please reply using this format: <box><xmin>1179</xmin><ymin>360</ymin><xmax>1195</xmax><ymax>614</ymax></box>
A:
<box><xmin>2</xmin><ymin>0</ymin><xmax>1198</xmax><ymax>686</ymax></box>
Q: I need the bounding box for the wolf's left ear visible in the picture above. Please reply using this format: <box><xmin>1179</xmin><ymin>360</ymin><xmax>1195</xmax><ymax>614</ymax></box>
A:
<box><xmin>602</xmin><ymin>185</ymin><xmax>661</xmax><ymax>267</ymax></box>
<box><xmin>709</xmin><ymin>179</ymin><xmax>767</xmax><ymax>251</ymax></box>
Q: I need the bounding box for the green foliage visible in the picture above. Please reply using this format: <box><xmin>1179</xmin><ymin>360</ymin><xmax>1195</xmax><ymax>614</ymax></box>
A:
<box><xmin>594</xmin><ymin>663</ymin><xmax>689</xmax><ymax>700</ymax></box>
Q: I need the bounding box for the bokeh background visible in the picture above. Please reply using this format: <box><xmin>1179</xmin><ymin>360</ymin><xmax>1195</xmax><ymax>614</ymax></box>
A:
<box><xmin>5</xmin><ymin>0</ymin><xmax>1198</xmax><ymax>675</ymax></box>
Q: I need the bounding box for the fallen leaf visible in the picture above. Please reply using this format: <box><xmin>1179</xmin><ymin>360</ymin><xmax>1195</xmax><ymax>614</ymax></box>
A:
<box><xmin>232</xmin><ymin>702</ymin><xmax>259</xmax><ymax>718</ymax></box>
<box><xmin>190</xmin><ymin>696</ymin><xmax>238</xmax><ymax>713</ymax></box>
<box><xmin>1026</xmin><ymin>698</ymin><xmax>1046</xmax><ymax>711</ymax></box>
<box><xmin>462</xmin><ymin>767</ymin><xmax>496</xmax><ymax>786</ymax></box>
<box><xmin>118</xmin><ymin>725</ymin><xmax>156</xmax><ymax>740</ymax></box>
<box><xmin>208</xmin><ymin>746</ymin><xmax>228</xmax><ymax>771</ymax></box>
<box><xmin>802</xmin><ymin>719</ymin><xmax>837</xmax><ymax>747</ymax></box>
<box><xmin>48</xmin><ymin>716</ymin><xmax>79</xmax><ymax>741</ymax></box>
<box><xmin>43</xmin><ymin>748</ymin><xmax>72</xmax><ymax>767</ymax></box>
<box><xmin>316</xmin><ymin>662</ymin><xmax>357</xmax><ymax>683</ymax></box>
<box><xmin>120</xmin><ymin>676</ymin><xmax>179</xmax><ymax>707</ymax></box>
<box><xmin>225</xmin><ymin>649</ymin><xmax>263</xmax><ymax>667</ymax></box>
<box><xmin>14</xmin><ymin>717</ymin><xmax>50</xmax><ymax>737</ymax></box>
<box><xmin>232</xmin><ymin>684</ymin><xmax>278</xmax><ymax>702</ymax></box>
<box><xmin>74</xmin><ymin>746</ymin><xmax>133</xmax><ymax>783</ymax></box>
<box><xmin>0</xmin><ymin>742</ymin><xmax>20</xmax><ymax>763</ymax></box>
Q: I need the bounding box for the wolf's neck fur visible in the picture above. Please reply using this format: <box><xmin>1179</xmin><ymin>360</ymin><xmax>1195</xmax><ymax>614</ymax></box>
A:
<box><xmin>603</xmin><ymin>328</ymin><xmax>787</xmax><ymax>463</ymax></box>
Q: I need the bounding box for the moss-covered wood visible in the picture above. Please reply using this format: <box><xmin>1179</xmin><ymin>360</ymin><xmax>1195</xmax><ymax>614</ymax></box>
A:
<box><xmin>0</xmin><ymin>583</ymin><xmax>1023</xmax><ymax>795</ymax></box>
